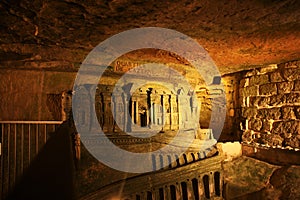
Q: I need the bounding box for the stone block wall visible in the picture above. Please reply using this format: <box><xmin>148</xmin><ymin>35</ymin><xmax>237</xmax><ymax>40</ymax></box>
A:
<box><xmin>240</xmin><ymin>61</ymin><xmax>300</xmax><ymax>149</ymax></box>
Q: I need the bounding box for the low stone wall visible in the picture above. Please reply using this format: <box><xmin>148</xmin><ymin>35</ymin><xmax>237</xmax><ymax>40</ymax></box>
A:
<box><xmin>242</xmin><ymin>143</ymin><xmax>300</xmax><ymax>165</ymax></box>
<box><xmin>217</xmin><ymin>142</ymin><xmax>242</xmax><ymax>161</ymax></box>
<box><xmin>80</xmin><ymin>155</ymin><xmax>224</xmax><ymax>200</ymax></box>
<box><xmin>240</xmin><ymin>60</ymin><xmax>300</xmax><ymax>149</ymax></box>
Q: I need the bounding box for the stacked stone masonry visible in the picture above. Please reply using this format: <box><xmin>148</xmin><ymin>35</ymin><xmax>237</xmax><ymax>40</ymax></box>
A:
<box><xmin>240</xmin><ymin>61</ymin><xmax>300</xmax><ymax>149</ymax></box>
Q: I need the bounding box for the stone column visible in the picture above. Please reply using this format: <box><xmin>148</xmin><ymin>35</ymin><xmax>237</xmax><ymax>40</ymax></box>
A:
<box><xmin>135</xmin><ymin>100</ymin><xmax>139</xmax><ymax>126</ymax></box>
<box><xmin>122</xmin><ymin>93</ymin><xmax>129</xmax><ymax>132</ymax></box>
<box><xmin>177</xmin><ymin>93</ymin><xmax>183</xmax><ymax>128</ymax></box>
<box><xmin>73</xmin><ymin>85</ymin><xmax>90</xmax><ymax>131</ymax></box>
<box><xmin>118</xmin><ymin>83</ymin><xmax>133</xmax><ymax>132</ymax></box>
<box><xmin>140</xmin><ymin>192</ymin><xmax>147</xmax><ymax>200</ymax></box>
<box><xmin>169</xmin><ymin>95</ymin><xmax>173</xmax><ymax>129</ymax></box>
<box><xmin>165</xmin><ymin>95</ymin><xmax>171</xmax><ymax>130</ymax></box>
<box><xmin>170</xmin><ymin>95</ymin><xmax>178</xmax><ymax>130</ymax></box>
<box><xmin>198</xmin><ymin>177</ymin><xmax>205</xmax><ymax>199</ymax></box>
<box><xmin>131</xmin><ymin>100</ymin><xmax>135</xmax><ymax>124</ymax></box>
<box><xmin>89</xmin><ymin>85</ymin><xmax>98</xmax><ymax>132</ymax></box>
<box><xmin>153</xmin><ymin>189</ymin><xmax>160</xmax><ymax>199</ymax></box>
<box><xmin>112</xmin><ymin>91</ymin><xmax>125</xmax><ymax>133</ymax></box>
<box><xmin>150</xmin><ymin>91</ymin><xmax>157</xmax><ymax>125</ymax></box>
<box><xmin>151</xmin><ymin>93</ymin><xmax>159</xmax><ymax>125</ymax></box>
<box><xmin>175</xmin><ymin>184</ymin><xmax>181</xmax><ymax>199</ymax></box>
<box><xmin>163</xmin><ymin>185</ymin><xmax>171</xmax><ymax>200</ymax></box>
<box><xmin>209</xmin><ymin>172</ymin><xmax>215</xmax><ymax>198</ymax></box>
<box><xmin>61</xmin><ymin>90</ymin><xmax>72</xmax><ymax>121</ymax></box>
<box><xmin>187</xmin><ymin>180</ymin><xmax>195</xmax><ymax>200</ymax></box>
<box><xmin>147</xmin><ymin>89</ymin><xmax>152</xmax><ymax>126</ymax></box>
<box><xmin>178</xmin><ymin>89</ymin><xmax>194</xmax><ymax>129</ymax></box>
<box><xmin>102</xmin><ymin>91</ymin><xmax>113</xmax><ymax>132</ymax></box>
<box><xmin>124</xmin><ymin>91</ymin><xmax>134</xmax><ymax>133</ymax></box>
<box><xmin>161</xmin><ymin>94</ymin><xmax>165</xmax><ymax>131</ymax></box>
<box><xmin>146</xmin><ymin>109</ymin><xmax>150</xmax><ymax>127</ymax></box>
<box><xmin>150</xmin><ymin>102</ymin><xmax>154</xmax><ymax>126</ymax></box>
<box><xmin>218</xmin><ymin>172</ymin><xmax>223</xmax><ymax>197</ymax></box>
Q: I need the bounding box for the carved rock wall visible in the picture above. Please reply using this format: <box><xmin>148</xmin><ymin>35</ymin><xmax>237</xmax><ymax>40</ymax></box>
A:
<box><xmin>240</xmin><ymin>60</ymin><xmax>300</xmax><ymax>148</ymax></box>
<box><xmin>0</xmin><ymin>69</ymin><xmax>76</xmax><ymax>120</ymax></box>
<box><xmin>0</xmin><ymin>65</ymin><xmax>241</xmax><ymax>141</ymax></box>
<box><xmin>1</xmin><ymin>0</ymin><xmax>300</xmax><ymax>74</ymax></box>
<box><xmin>219</xmin><ymin>73</ymin><xmax>243</xmax><ymax>141</ymax></box>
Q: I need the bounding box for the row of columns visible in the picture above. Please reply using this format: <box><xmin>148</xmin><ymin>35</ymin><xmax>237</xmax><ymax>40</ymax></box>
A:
<box><xmin>71</xmin><ymin>84</ymin><xmax>200</xmax><ymax>133</ymax></box>
<box><xmin>133</xmin><ymin>172</ymin><xmax>221</xmax><ymax>200</ymax></box>
<box><xmin>129</xmin><ymin>91</ymin><xmax>180</xmax><ymax>131</ymax></box>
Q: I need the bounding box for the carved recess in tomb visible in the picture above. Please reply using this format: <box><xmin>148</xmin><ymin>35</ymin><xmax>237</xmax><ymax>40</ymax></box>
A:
<box><xmin>68</xmin><ymin>59</ymin><xmax>228</xmax><ymax>143</ymax></box>
<box><xmin>93</xmin><ymin>83</ymin><xmax>201</xmax><ymax>135</ymax></box>
<box><xmin>70</xmin><ymin>84</ymin><xmax>222</xmax><ymax>138</ymax></box>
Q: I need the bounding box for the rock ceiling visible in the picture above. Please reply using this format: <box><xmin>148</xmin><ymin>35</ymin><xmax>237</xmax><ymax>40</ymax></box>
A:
<box><xmin>0</xmin><ymin>0</ymin><xmax>300</xmax><ymax>74</ymax></box>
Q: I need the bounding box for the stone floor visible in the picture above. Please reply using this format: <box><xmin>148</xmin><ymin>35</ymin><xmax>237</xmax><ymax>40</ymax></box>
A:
<box><xmin>223</xmin><ymin>156</ymin><xmax>300</xmax><ymax>200</ymax></box>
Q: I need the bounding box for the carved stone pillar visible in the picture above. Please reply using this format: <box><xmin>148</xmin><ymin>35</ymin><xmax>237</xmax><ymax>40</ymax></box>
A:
<box><xmin>198</xmin><ymin>177</ymin><xmax>205</xmax><ymax>199</ymax></box>
<box><xmin>209</xmin><ymin>172</ymin><xmax>215</xmax><ymax>198</ymax></box>
<box><xmin>135</xmin><ymin>100</ymin><xmax>139</xmax><ymax>125</ymax></box>
<box><xmin>121</xmin><ymin>83</ymin><xmax>133</xmax><ymax>132</ymax></box>
<box><xmin>177</xmin><ymin>90</ymin><xmax>183</xmax><ymax>128</ymax></box>
<box><xmin>112</xmin><ymin>90</ymin><xmax>124</xmax><ymax>133</ymax></box>
<box><xmin>131</xmin><ymin>99</ymin><xmax>135</xmax><ymax>124</ymax></box>
<box><xmin>149</xmin><ymin>99</ymin><xmax>154</xmax><ymax>126</ymax></box>
<box><xmin>146</xmin><ymin>109</ymin><xmax>150</xmax><ymax>126</ymax></box>
<box><xmin>176</xmin><ymin>183</ymin><xmax>182</xmax><ymax>199</ymax></box>
<box><xmin>161</xmin><ymin>94</ymin><xmax>165</xmax><ymax>131</ymax></box>
<box><xmin>169</xmin><ymin>95</ymin><xmax>173</xmax><ymax>129</ymax></box>
<box><xmin>102</xmin><ymin>90</ymin><xmax>113</xmax><ymax>133</ymax></box>
<box><xmin>123</xmin><ymin>92</ymin><xmax>130</xmax><ymax>132</ymax></box>
<box><xmin>89</xmin><ymin>85</ymin><xmax>99</xmax><ymax>132</ymax></box>
<box><xmin>147</xmin><ymin>89</ymin><xmax>155</xmax><ymax>127</ymax></box>
<box><xmin>164</xmin><ymin>94</ymin><xmax>171</xmax><ymax>130</ymax></box>
<box><xmin>178</xmin><ymin>89</ymin><xmax>194</xmax><ymax>129</ymax></box>
<box><xmin>98</xmin><ymin>93</ymin><xmax>104</xmax><ymax>128</ymax></box>
<box><xmin>191</xmin><ymin>91</ymin><xmax>201</xmax><ymax>129</ymax></box>
<box><xmin>187</xmin><ymin>180</ymin><xmax>195</xmax><ymax>200</ymax></box>
<box><xmin>61</xmin><ymin>90</ymin><xmax>72</xmax><ymax>121</ymax></box>
<box><xmin>153</xmin><ymin>189</ymin><xmax>161</xmax><ymax>200</ymax></box>
<box><xmin>73</xmin><ymin>85</ymin><xmax>90</xmax><ymax>131</ymax></box>
<box><xmin>153</xmin><ymin>93</ymin><xmax>161</xmax><ymax>125</ymax></box>
<box><xmin>170</xmin><ymin>95</ymin><xmax>178</xmax><ymax>130</ymax></box>
<box><xmin>163</xmin><ymin>185</ymin><xmax>171</xmax><ymax>200</ymax></box>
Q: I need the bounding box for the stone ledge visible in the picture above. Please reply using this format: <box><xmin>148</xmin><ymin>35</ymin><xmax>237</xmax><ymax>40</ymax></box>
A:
<box><xmin>242</xmin><ymin>143</ymin><xmax>300</xmax><ymax>165</ymax></box>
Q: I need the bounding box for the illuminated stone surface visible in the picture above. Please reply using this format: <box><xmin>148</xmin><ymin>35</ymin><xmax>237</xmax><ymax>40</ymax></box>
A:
<box><xmin>241</xmin><ymin>61</ymin><xmax>300</xmax><ymax>148</ymax></box>
<box><xmin>224</xmin><ymin>154</ymin><xmax>300</xmax><ymax>200</ymax></box>
<box><xmin>1</xmin><ymin>1</ymin><xmax>300</xmax><ymax>199</ymax></box>
<box><xmin>0</xmin><ymin>1</ymin><xmax>300</xmax><ymax>74</ymax></box>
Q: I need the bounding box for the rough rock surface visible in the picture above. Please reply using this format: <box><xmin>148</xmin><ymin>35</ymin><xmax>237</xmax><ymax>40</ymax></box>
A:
<box><xmin>223</xmin><ymin>156</ymin><xmax>300</xmax><ymax>200</ymax></box>
<box><xmin>0</xmin><ymin>0</ymin><xmax>300</xmax><ymax>74</ymax></box>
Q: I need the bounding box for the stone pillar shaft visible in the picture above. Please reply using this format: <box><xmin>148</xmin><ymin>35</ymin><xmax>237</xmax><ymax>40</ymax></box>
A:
<box><xmin>131</xmin><ymin>100</ymin><xmax>135</xmax><ymax>124</ymax></box>
<box><xmin>135</xmin><ymin>100</ymin><xmax>139</xmax><ymax>125</ymax></box>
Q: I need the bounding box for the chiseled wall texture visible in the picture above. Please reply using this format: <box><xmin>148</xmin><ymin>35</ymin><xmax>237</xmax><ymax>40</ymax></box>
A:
<box><xmin>0</xmin><ymin>69</ymin><xmax>76</xmax><ymax>121</ymax></box>
<box><xmin>219</xmin><ymin>73</ymin><xmax>243</xmax><ymax>141</ymax></box>
<box><xmin>240</xmin><ymin>60</ymin><xmax>300</xmax><ymax>148</ymax></box>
